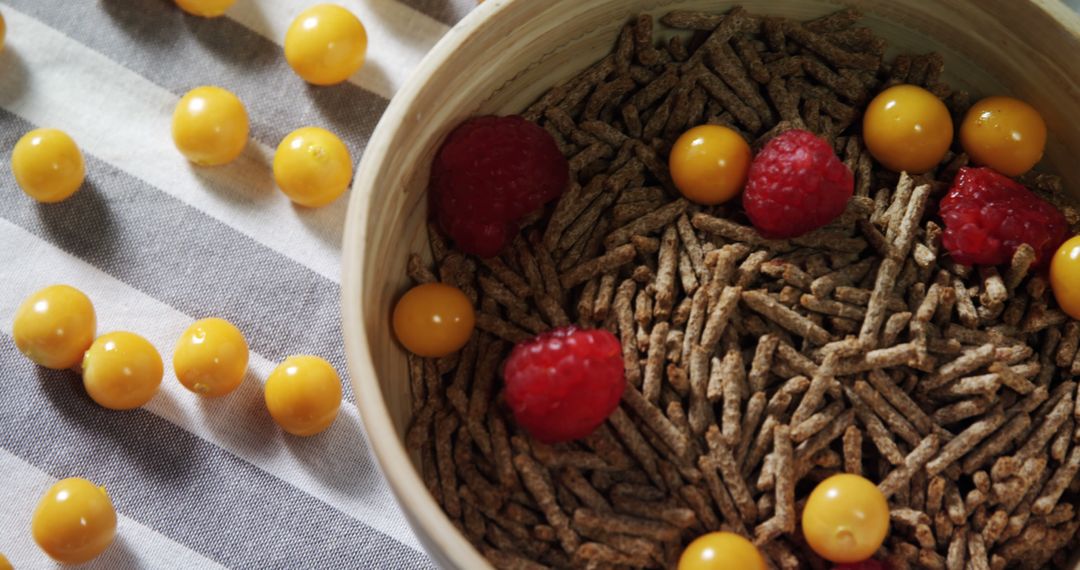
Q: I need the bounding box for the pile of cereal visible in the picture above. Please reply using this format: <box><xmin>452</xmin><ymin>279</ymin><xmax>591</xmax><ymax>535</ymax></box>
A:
<box><xmin>399</xmin><ymin>7</ymin><xmax>1080</xmax><ymax>569</ymax></box>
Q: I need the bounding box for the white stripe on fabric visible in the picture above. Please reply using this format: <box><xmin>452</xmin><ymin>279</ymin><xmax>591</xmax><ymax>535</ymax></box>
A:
<box><xmin>227</xmin><ymin>0</ymin><xmax>449</xmax><ymax>99</ymax></box>
<box><xmin>0</xmin><ymin>449</ymin><xmax>230</xmax><ymax>570</ymax></box>
<box><xmin>0</xmin><ymin>220</ymin><xmax>423</xmax><ymax>552</ymax></box>
<box><xmin>0</xmin><ymin>7</ymin><xmax>344</xmax><ymax>284</ymax></box>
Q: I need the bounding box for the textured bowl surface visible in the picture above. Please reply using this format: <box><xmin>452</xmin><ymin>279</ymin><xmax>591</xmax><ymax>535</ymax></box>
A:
<box><xmin>342</xmin><ymin>1</ymin><xmax>1080</xmax><ymax>567</ymax></box>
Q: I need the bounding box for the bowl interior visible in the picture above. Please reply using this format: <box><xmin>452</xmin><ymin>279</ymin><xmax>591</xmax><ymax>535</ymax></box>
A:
<box><xmin>342</xmin><ymin>0</ymin><xmax>1080</xmax><ymax>567</ymax></box>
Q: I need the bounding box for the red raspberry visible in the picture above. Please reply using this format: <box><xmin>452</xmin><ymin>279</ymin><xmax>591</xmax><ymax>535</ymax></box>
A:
<box><xmin>430</xmin><ymin>115</ymin><xmax>569</xmax><ymax>258</ymax></box>
<box><xmin>742</xmin><ymin>129</ymin><xmax>854</xmax><ymax>238</ymax></box>
<box><xmin>940</xmin><ymin>167</ymin><xmax>1067</xmax><ymax>267</ymax></box>
<box><xmin>503</xmin><ymin>326</ymin><xmax>625</xmax><ymax>444</ymax></box>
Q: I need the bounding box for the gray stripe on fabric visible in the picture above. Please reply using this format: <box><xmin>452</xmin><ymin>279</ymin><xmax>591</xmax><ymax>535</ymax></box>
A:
<box><xmin>394</xmin><ymin>0</ymin><xmax>475</xmax><ymax>26</ymax></box>
<box><xmin>5</xmin><ymin>0</ymin><xmax>386</xmax><ymax>154</ymax></box>
<box><xmin>0</xmin><ymin>109</ymin><xmax>352</xmax><ymax>397</ymax></box>
<box><xmin>0</xmin><ymin>335</ymin><xmax>434</xmax><ymax>570</ymax></box>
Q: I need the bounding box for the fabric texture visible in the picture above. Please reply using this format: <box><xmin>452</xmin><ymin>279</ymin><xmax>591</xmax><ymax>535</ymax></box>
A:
<box><xmin>0</xmin><ymin>0</ymin><xmax>464</xmax><ymax>567</ymax></box>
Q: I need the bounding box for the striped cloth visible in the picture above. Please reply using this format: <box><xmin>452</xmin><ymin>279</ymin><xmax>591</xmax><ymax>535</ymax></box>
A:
<box><xmin>0</xmin><ymin>0</ymin><xmax>474</xmax><ymax>567</ymax></box>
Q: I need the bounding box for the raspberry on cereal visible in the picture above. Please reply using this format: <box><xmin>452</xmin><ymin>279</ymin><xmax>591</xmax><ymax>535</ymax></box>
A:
<box><xmin>742</xmin><ymin>129</ymin><xmax>855</xmax><ymax>239</ymax></box>
<box><xmin>939</xmin><ymin>166</ymin><xmax>1068</xmax><ymax>267</ymax></box>
<box><xmin>503</xmin><ymin>326</ymin><xmax>625</xmax><ymax>444</ymax></box>
<box><xmin>430</xmin><ymin>115</ymin><xmax>569</xmax><ymax>258</ymax></box>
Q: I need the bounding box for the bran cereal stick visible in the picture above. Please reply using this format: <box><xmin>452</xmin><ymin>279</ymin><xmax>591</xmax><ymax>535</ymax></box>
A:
<box><xmin>1049</xmin><ymin>417</ymin><xmax>1071</xmax><ymax>461</ymax></box>
<box><xmin>681</xmin><ymin>284</ymin><xmax>709</xmax><ymax>356</ymax></box>
<box><xmin>742</xmin><ymin>290</ymin><xmax>832</xmax><ymax>345</ymax></box>
<box><xmin>694</xmin><ymin>65</ymin><xmax>763</xmax><ymax>132</ymax></box>
<box><xmin>700</xmin><ymin>286</ymin><xmax>743</xmax><ymax>351</ymax></box>
<box><xmin>466</xmin><ymin>340</ymin><xmax>503</xmax><ymax>457</ymax></box>
<box><xmin>800</xmin><ymin>294</ymin><xmax>866</xmax><ymax>320</ymax></box>
<box><xmin>1056</xmin><ymin>321</ymin><xmax>1080</xmax><ymax>367</ymax></box>
<box><xmin>865</xmin><ymin>369</ymin><xmax>940</xmax><ymax>437</ymax></box>
<box><xmin>766</xmin><ymin>76</ymin><xmax>801</xmax><ymax>123</ymax></box>
<box><xmin>879</xmin><ymin>435</ymin><xmax>942</xmax><ymax>499</ymax></box>
<box><xmin>854</xmin><ymin>380</ymin><xmax>923</xmax><ymax>447</ymax></box>
<box><xmin>543</xmin><ymin>177</ymin><xmax>599</xmax><ymax>252</ymax></box>
<box><xmin>573</xmin><ymin>541</ymin><xmax>653</xmax><ymax>568</ymax></box>
<box><xmin>577</xmin><ymin>278</ymin><xmax>600</xmax><ymax>325</ymax></box>
<box><xmin>721</xmin><ymin>346</ymin><xmax>746</xmax><ymax>447</ymax></box>
<box><xmin>791</xmin><ymin>400</ymin><xmax>847</xmax><ymax>443</ymax></box>
<box><xmin>489</xmin><ymin>414</ymin><xmax>519</xmax><ymax>491</ymax></box>
<box><xmin>654</xmin><ymin>226</ymin><xmax>679</xmax><ymax>319</ymax></box>
<box><xmin>772</xmin><ymin>424</ymin><xmax>796</xmax><ymax>533</ymax></box>
<box><xmin>574</xmin><ymin>508</ymin><xmax>681</xmax><ymax>542</ymax></box>
<box><xmin>1032</xmin><ymin>445</ymin><xmax>1080</xmax><ymax>516</ymax></box>
<box><xmin>613</xmin><ymin>279</ymin><xmax>641</xmax><ymax>387</ymax></box>
<box><xmin>622</xmin><ymin>385</ymin><xmax>692</xmax><ymax>459</ymax></box>
<box><xmin>843</xmin><ymin>425</ymin><xmax>862</xmax><ymax>475</ymax></box>
<box><xmin>708</xmin><ymin>43</ymin><xmax>775</xmax><ymax>124</ymax></box>
<box><xmin>743</xmin><ymin>416</ymin><xmax>779</xmax><ymax>481</ymax></box>
<box><xmin>858</xmin><ymin>257</ymin><xmax>902</xmax><ymax>347</ymax></box>
<box><xmin>846</xmin><ymin>385</ymin><xmax>906</xmax><ymax>465</ymax></box>
<box><xmin>927</xmin><ymin>410</ymin><xmax>1007</xmax><ymax>476</ymax></box>
<box><xmin>735</xmin><ymin>392</ymin><xmax>768</xmax><ymax>466</ymax></box>
<box><xmin>607</xmin><ymin>408</ymin><xmax>665</xmax><ymax>489</ymax></box>
<box><xmin>447</xmin><ymin>336</ymin><xmax>479</xmax><ymax>416</ymax></box>
<box><xmin>1014</xmin><ymin>392</ymin><xmax>1074</xmax><ymax>460</ymax></box>
<box><xmin>689</xmin><ymin>345</ymin><xmax>715</xmax><ymax>436</ymax></box>
<box><xmin>632</xmin><ymin>14</ymin><xmax>664</xmax><ymax>67</ymax></box>
<box><xmin>678</xmin><ymin>249</ymin><xmax>700</xmax><ymax>296</ymax></box>
<box><xmin>479</xmin><ymin>275</ymin><xmax>530</xmax><ymax>314</ymax></box>
<box><xmin>761</xmin><ymin>260</ymin><xmax>813</xmax><ymax>290</ymax></box>
<box><xmin>932</xmin><ymin>373</ymin><xmax>1001</xmax><ymax>401</ymax></box>
<box><xmin>634</xmin><ymin>289</ymin><xmax>653</xmax><ymax>348</ymax></box>
<box><xmin>922</xmin><ymin>343</ymin><xmax>997</xmax><ymax>391</ymax></box>
<box><xmin>692</xmin><ymin>212</ymin><xmax>789</xmax><ymax>249</ymax></box>
<box><xmin>476</xmin><ymin>313</ymin><xmax>532</xmax><ymax>344</ymax></box>
<box><xmin>775</xmin><ymin>342</ymin><xmax>818</xmax><ymax>377</ymax></box>
<box><xmin>794</xmin><ymin>409</ymin><xmax>856</xmax><ymax>476</ymax></box>
<box><xmin>697</xmin><ymin>455</ymin><xmax>750</xmax><ymax>535</ymax></box>
<box><xmin>882</xmin><ymin>311</ymin><xmax>913</xmax><ymax>347</ymax></box>
<box><xmin>560</xmin><ymin>468</ymin><xmax>612</xmax><ymax>513</ymax></box>
<box><xmin>676</xmin><ymin>214</ymin><xmax>707</xmax><ymax>279</ymax></box>
<box><xmin>481</xmin><ymin>258</ymin><xmax>533</xmax><ymax>300</ymax></box>
<box><xmin>748</xmin><ymin>334</ymin><xmax>779</xmax><ymax>393</ymax></box>
<box><xmin>734</xmin><ymin>34</ymin><xmax>771</xmax><ymax>84</ymax></box>
<box><xmin>953</xmin><ymin>278</ymin><xmax>980</xmax><ymax>329</ymax></box>
<box><xmin>681</xmin><ymin>485</ymin><xmax>721</xmax><ymax>531</ymax></box>
<box><xmin>711</xmin><ymin>243</ymin><xmax>754</xmax><ymax>288</ymax></box>
<box><xmin>593</xmin><ymin>273</ymin><xmax>618</xmax><ymax>322</ymax></box>
<box><xmin>735</xmin><ymin>250</ymin><xmax>771</xmax><ymax>288</ymax></box>
<box><xmin>933</xmin><ymin>398</ymin><xmax>992</xmax><ymax>425</ymax></box>
<box><xmin>661</xmin><ymin>10</ymin><xmax>723</xmax><ymax>30</ymax></box>
<box><xmin>611</xmin><ymin>495</ymin><xmax>697</xmax><ymax>530</ymax></box>
<box><xmin>515</xmin><ymin>454</ymin><xmax>580</xmax><ymax>554</ymax></box>
<box><xmin>643</xmin><ymin>322</ymin><xmax>669</xmax><ymax>403</ymax></box>
<box><xmin>1005</xmin><ymin>244</ymin><xmax>1037</xmax><ymax>293</ymax></box>
<box><xmin>562</xmin><ymin>245</ymin><xmax>638</xmax><ymax>289</ymax></box>
<box><xmin>791</xmin><ymin>348</ymin><xmax>842</xmax><ymax>424</ymax></box>
<box><xmin>436</xmin><ymin>413</ymin><xmax>462</xmax><ymax>519</ymax></box>
<box><xmin>407</xmin><ymin>353</ymin><xmax>427</xmax><ymax>415</ymax></box>
<box><xmin>605</xmin><ymin>200</ymin><xmax>690</xmax><ymax>248</ymax></box>
<box><xmin>524</xmin><ymin>53</ymin><xmax>615</xmax><ymax>119</ymax></box>
<box><xmin>784</xmin><ymin>21</ymin><xmax>879</xmax><ymax>71</ymax></box>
